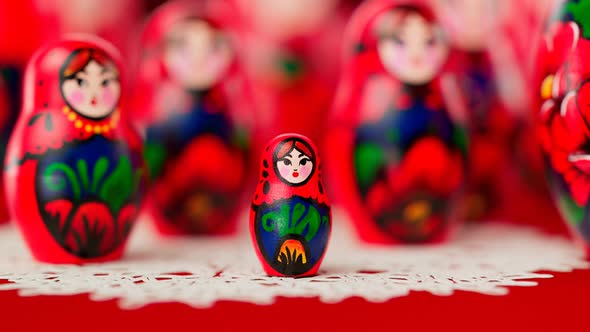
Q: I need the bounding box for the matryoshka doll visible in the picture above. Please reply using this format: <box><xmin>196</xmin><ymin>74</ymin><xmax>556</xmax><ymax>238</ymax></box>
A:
<box><xmin>250</xmin><ymin>134</ymin><xmax>331</xmax><ymax>277</ymax></box>
<box><xmin>134</xmin><ymin>0</ymin><xmax>254</xmax><ymax>235</ymax></box>
<box><xmin>537</xmin><ymin>0</ymin><xmax>590</xmax><ymax>255</ymax></box>
<box><xmin>327</xmin><ymin>0</ymin><xmax>468</xmax><ymax>244</ymax></box>
<box><xmin>5</xmin><ymin>36</ymin><xmax>146</xmax><ymax>263</ymax></box>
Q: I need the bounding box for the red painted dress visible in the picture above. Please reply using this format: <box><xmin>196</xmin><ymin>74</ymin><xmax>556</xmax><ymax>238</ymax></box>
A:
<box><xmin>5</xmin><ymin>37</ymin><xmax>146</xmax><ymax>263</ymax></box>
<box><xmin>133</xmin><ymin>0</ymin><xmax>256</xmax><ymax>235</ymax></box>
<box><xmin>327</xmin><ymin>0</ymin><xmax>468</xmax><ymax>244</ymax></box>
<box><xmin>250</xmin><ymin>134</ymin><xmax>331</xmax><ymax>277</ymax></box>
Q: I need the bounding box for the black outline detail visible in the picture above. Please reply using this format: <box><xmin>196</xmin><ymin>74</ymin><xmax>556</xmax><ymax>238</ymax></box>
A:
<box><xmin>34</xmin><ymin>135</ymin><xmax>142</xmax><ymax>258</ymax></box>
<box><xmin>59</xmin><ymin>48</ymin><xmax>120</xmax><ymax>122</ymax></box>
<box><xmin>272</xmin><ymin>137</ymin><xmax>316</xmax><ymax>187</ymax></box>
<box><xmin>271</xmin><ymin>234</ymin><xmax>311</xmax><ymax>276</ymax></box>
<box><xmin>253</xmin><ymin>198</ymin><xmax>330</xmax><ymax>276</ymax></box>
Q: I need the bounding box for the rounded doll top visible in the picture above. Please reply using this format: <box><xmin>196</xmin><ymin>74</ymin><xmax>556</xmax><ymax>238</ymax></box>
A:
<box><xmin>332</xmin><ymin>0</ymin><xmax>461</xmax><ymax>124</ymax></box>
<box><xmin>252</xmin><ymin>134</ymin><xmax>329</xmax><ymax>206</ymax></box>
<box><xmin>23</xmin><ymin>37</ymin><xmax>123</xmax><ymax>118</ymax></box>
<box><xmin>13</xmin><ymin>36</ymin><xmax>141</xmax><ymax>162</ymax></box>
<box><xmin>133</xmin><ymin>0</ymin><xmax>253</xmax><ymax>125</ymax></box>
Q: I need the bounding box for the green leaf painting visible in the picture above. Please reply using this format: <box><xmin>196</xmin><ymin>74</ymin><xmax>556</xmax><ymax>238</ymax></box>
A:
<box><xmin>98</xmin><ymin>157</ymin><xmax>142</xmax><ymax>212</ymax></box>
<box><xmin>261</xmin><ymin>202</ymin><xmax>328</xmax><ymax>242</ymax></box>
<box><xmin>565</xmin><ymin>0</ymin><xmax>590</xmax><ymax>39</ymax></box>
<box><xmin>558</xmin><ymin>194</ymin><xmax>585</xmax><ymax>226</ymax></box>
<box><xmin>354</xmin><ymin>142</ymin><xmax>385</xmax><ymax>190</ymax></box>
<box><xmin>43</xmin><ymin>156</ymin><xmax>142</xmax><ymax>213</ymax></box>
<box><xmin>452</xmin><ymin>126</ymin><xmax>469</xmax><ymax>155</ymax></box>
<box><xmin>144</xmin><ymin>143</ymin><xmax>167</xmax><ymax>181</ymax></box>
<box><xmin>44</xmin><ymin>163</ymin><xmax>82</xmax><ymax>201</ymax></box>
<box><xmin>232</xmin><ymin>127</ymin><xmax>250</xmax><ymax>152</ymax></box>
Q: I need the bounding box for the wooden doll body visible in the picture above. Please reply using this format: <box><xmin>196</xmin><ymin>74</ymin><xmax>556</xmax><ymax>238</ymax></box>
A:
<box><xmin>5</xmin><ymin>37</ymin><xmax>146</xmax><ymax>263</ymax></box>
<box><xmin>536</xmin><ymin>0</ymin><xmax>590</xmax><ymax>255</ymax></box>
<box><xmin>250</xmin><ymin>134</ymin><xmax>331</xmax><ymax>277</ymax></box>
<box><xmin>135</xmin><ymin>1</ymin><xmax>254</xmax><ymax>235</ymax></box>
<box><xmin>327</xmin><ymin>0</ymin><xmax>467</xmax><ymax>244</ymax></box>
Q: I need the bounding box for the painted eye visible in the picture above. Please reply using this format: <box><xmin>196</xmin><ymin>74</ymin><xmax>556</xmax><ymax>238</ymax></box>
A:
<box><xmin>283</xmin><ymin>159</ymin><xmax>292</xmax><ymax>166</ymax></box>
<box><xmin>392</xmin><ymin>36</ymin><xmax>405</xmax><ymax>46</ymax></box>
<box><xmin>76</xmin><ymin>78</ymin><xmax>87</xmax><ymax>87</ymax></box>
<box><xmin>300</xmin><ymin>159</ymin><xmax>309</xmax><ymax>166</ymax></box>
<box><xmin>101</xmin><ymin>79</ymin><xmax>110</xmax><ymax>87</ymax></box>
<box><xmin>426</xmin><ymin>38</ymin><xmax>436</xmax><ymax>47</ymax></box>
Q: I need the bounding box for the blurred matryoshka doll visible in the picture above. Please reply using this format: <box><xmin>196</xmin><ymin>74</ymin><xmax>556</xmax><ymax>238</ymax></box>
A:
<box><xmin>433</xmin><ymin>0</ymin><xmax>533</xmax><ymax>219</ymax></box>
<box><xmin>5</xmin><ymin>37</ymin><xmax>147</xmax><ymax>263</ymax></box>
<box><xmin>327</xmin><ymin>0</ymin><xmax>468</xmax><ymax>244</ymax></box>
<box><xmin>232</xmin><ymin>0</ymin><xmax>350</xmax><ymax>146</ymax></box>
<box><xmin>134</xmin><ymin>0</ymin><xmax>256</xmax><ymax>235</ymax></box>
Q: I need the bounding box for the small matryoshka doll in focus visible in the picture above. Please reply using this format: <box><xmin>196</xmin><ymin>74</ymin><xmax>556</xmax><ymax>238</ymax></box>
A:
<box><xmin>4</xmin><ymin>37</ymin><xmax>147</xmax><ymax>263</ymax></box>
<box><xmin>134</xmin><ymin>1</ymin><xmax>254</xmax><ymax>235</ymax></box>
<box><xmin>537</xmin><ymin>0</ymin><xmax>590</xmax><ymax>256</ymax></box>
<box><xmin>250</xmin><ymin>134</ymin><xmax>331</xmax><ymax>277</ymax></box>
<box><xmin>327</xmin><ymin>0</ymin><xmax>468</xmax><ymax>244</ymax></box>
<box><xmin>433</xmin><ymin>0</ymin><xmax>532</xmax><ymax>219</ymax></box>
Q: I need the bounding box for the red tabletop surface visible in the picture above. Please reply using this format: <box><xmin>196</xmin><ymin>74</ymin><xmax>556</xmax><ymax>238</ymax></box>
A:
<box><xmin>0</xmin><ymin>269</ymin><xmax>588</xmax><ymax>331</ymax></box>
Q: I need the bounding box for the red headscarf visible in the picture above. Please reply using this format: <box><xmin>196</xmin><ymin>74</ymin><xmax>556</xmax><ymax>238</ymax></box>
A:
<box><xmin>331</xmin><ymin>0</ymin><xmax>463</xmax><ymax>126</ymax></box>
<box><xmin>252</xmin><ymin>133</ymin><xmax>329</xmax><ymax>206</ymax></box>
<box><xmin>131</xmin><ymin>0</ymin><xmax>256</xmax><ymax>130</ymax></box>
<box><xmin>11</xmin><ymin>36</ymin><xmax>140</xmax><ymax>163</ymax></box>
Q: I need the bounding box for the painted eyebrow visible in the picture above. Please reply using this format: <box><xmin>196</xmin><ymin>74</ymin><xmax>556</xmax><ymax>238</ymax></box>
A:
<box><xmin>286</xmin><ymin>153</ymin><xmax>293</xmax><ymax>159</ymax></box>
<box><xmin>298</xmin><ymin>153</ymin><xmax>305</xmax><ymax>158</ymax></box>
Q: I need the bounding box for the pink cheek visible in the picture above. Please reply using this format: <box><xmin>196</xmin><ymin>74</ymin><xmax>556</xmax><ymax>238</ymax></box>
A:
<box><xmin>392</xmin><ymin>46</ymin><xmax>407</xmax><ymax>65</ymax></box>
<box><xmin>299</xmin><ymin>165</ymin><xmax>312</xmax><ymax>179</ymax></box>
<box><xmin>278</xmin><ymin>165</ymin><xmax>291</xmax><ymax>179</ymax></box>
<box><xmin>101</xmin><ymin>88</ymin><xmax>117</xmax><ymax>107</ymax></box>
<box><xmin>68</xmin><ymin>90</ymin><xmax>85</xmax><ymax>106</ymax></box>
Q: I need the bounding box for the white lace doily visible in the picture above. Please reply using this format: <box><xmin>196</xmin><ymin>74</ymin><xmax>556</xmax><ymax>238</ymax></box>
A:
<box><xmin>0</xmin><ymin>208</ymin><xmax>586</xmax><ymax>309</ymax></box>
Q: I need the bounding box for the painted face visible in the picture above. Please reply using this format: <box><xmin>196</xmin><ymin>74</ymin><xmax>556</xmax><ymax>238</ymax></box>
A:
<box><xmin>276</xmin><ymin>147</ymin><xmax>314</xmax><ymax>185</ymax></box>
<box><xmin>377</xmin><ymin>10</ymin><xmax>449</xmax><ymax>85</ymax></box>
<box><xmin>164</xmin><ymin>19</ymin><xmax>233</xmax><ymax>90</ymax></box>
<box><xmin>61</xmin><ymin>60</ymin><xmax>120</xmax><ymax>119</ymax></box>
